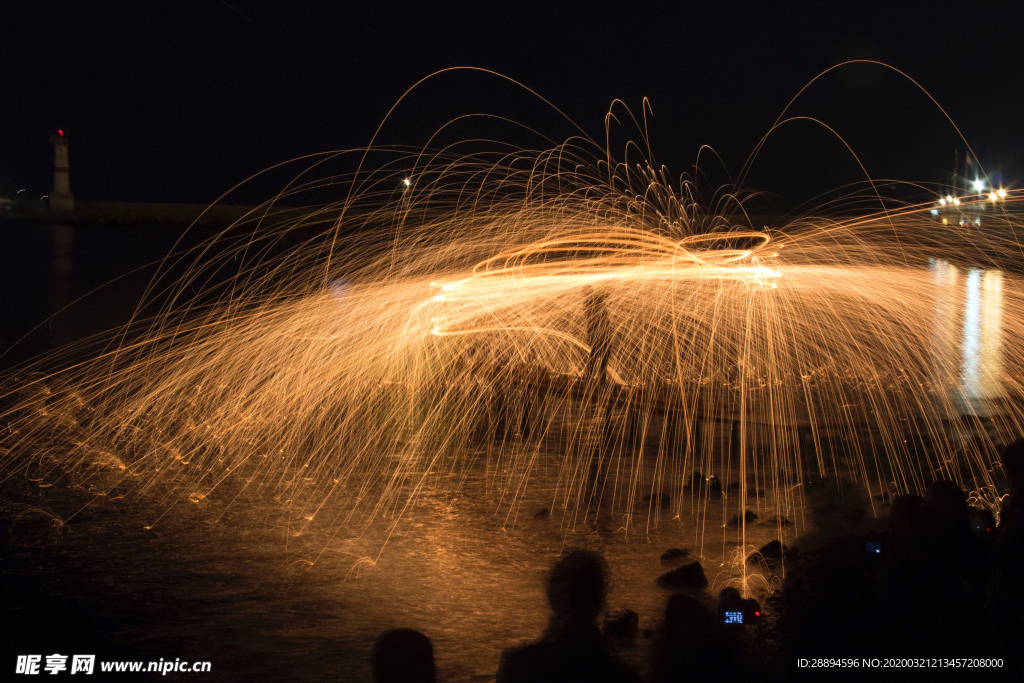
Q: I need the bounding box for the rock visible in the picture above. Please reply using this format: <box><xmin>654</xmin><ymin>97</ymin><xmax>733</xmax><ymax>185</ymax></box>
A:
<box><xmin>656</xmin><ymin>560</ymin><xmax>708</xmax><ymax>589</ymax></box>
<box><xmin>642</xmin><ymin>628</ymin><xmax>656</xmax><ymax>640</ymax></box>
<box><xmin>727</xmin><ymin>509</ymin><xmax>759</xmax><ymax>526</ymax></box>
<box><xmin>747</xmin><ymin>539</ymin><xmax>788</xmax><ymax>564</ymax></box>
<box><xmin>660</xmin><ymin>547</ymin><xmax>689</xmax><ymax>561</ymax></box>
<box><xmin>534</xmin><ymin>507</ymin><xmax>550</xmax><ymax>519</ymax></box>
<box><xmin>688</xmin><ymin>471</ymin><xmax>704</xmax><ymax>489</ymax></box>
<box><xmin>707</xmin><ymin>475</ymin><xmax>722</xmax><ymax>495</ymax></box>
<box><xmin>643</xmin><ymin>492</ymin><xmax>671</xmax><ymax>509</ymax></box>
<box><xmin>602</xmin><ymin>609</ymin><xmax>639</xmax><ymax>644</ymax></box>
<box><xmin>764</xmin><ymin>515</ymin><xmax>792</xmax><ymax>526</ymax></box>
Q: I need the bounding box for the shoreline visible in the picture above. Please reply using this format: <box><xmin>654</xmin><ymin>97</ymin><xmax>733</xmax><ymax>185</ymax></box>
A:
<box><xmin>0</xmin><ymin>200</ymin><xmax>304</xmax><ymax>227</ymax></box>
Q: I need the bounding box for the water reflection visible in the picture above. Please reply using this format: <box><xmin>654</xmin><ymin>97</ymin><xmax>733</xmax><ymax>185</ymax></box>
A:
<box><xmin>929</xmin><ymin>258</ymin><xmax>1004</xmax><ymax>412</ymax></box>
<box><xmin>49</xmin><ymin>224</ymin><xmax>75</xmax><ymax>347</ymax></box>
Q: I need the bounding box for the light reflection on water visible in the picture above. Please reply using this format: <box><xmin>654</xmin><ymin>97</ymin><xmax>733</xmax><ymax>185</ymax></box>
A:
<box><xmin>7</xmin><ymin>466</ymin><xmax>815</xmax><ymax>683</ymax></box>
<box><xmin>929</xmin><ymin>258</ymin><xmax>1005</xmax><ymax>413</ymax></box>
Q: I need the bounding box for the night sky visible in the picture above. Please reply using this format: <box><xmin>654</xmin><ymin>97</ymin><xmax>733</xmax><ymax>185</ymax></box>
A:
<box><xmin>3</xmin><ymin>1</ymin><xmax>1023</xmax><ymax>209</ymax></box>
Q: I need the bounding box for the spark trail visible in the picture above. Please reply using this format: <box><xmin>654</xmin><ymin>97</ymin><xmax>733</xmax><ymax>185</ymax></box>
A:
<box><xmin>1</xmin><ymin>106</ymin><xmax>1021</xmax><ymax>566</ymax></box>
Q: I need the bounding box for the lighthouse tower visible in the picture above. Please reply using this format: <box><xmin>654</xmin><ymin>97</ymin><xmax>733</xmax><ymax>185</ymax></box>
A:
<box><xmin>48</xmin><ymin>130</ymin><xmax>74</xmax><ymax>211</ymax></box>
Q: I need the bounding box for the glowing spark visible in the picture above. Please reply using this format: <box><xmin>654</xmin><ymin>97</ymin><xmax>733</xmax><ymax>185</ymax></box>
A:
<box><xmin>2</xmin><ymin>96</ymin><xmax>1020</xmax><ymax>566</ymax></box>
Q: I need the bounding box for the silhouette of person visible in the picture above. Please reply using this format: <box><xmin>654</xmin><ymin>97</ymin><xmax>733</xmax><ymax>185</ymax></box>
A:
<box><xmin>496</xmin><ymin>550</ymin><xmax>639</xmax><ymax>683</ymax></box>
<box><xmin>371</xmin><ymin>628</ymin><xmax>436</xmax><ymax>683</ymax></box>
<box><xmin>583</xmin><ymin>287</ymin><xmax>612</xmax><ymax>384</ymax></box>
<box><xmin>993</xmin><ymin>440</ymin><xmax>1024</xmax><ymax>669</ymax></box>
<box><xmin>922</xmin><ymin>479</ymin><xmax>990</xmax><ymax>593</ymax></box>
<box><xmin>885</xmin><ymin>494</ymin><xmax>929</xmax><ymax>572</ymax></box>
<box><xmin>649</xmin><ymin>593</ymin><xmax>731</xmax><ymax>683</ymax></box>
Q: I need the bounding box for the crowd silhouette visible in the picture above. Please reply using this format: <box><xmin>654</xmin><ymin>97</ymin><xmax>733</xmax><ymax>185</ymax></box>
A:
<box><xmin>370</xmin><ymin>441</ymin><xmax>1024</xmax><ymax>682</ymax></box>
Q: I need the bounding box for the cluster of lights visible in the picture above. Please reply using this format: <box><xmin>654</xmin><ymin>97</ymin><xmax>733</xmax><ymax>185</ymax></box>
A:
<box><xmin>937</xmin><ymin>188</ymin><xmax>1007</xmax><ymax>209</ymax></box>
<box><xmin>933</xmin><ymin>184</ymin><xmax>1008</xmax><ymax>226</ymax></box>
<box><xmin>967</xmin><ymin>180</ymin><xmax>1008</xmax><ymax>201</ymax></box>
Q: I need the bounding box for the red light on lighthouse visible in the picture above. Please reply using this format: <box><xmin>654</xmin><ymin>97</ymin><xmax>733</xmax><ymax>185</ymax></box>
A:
<box><xmin>58</xmin><ymin>130</ymin><xmax>64</xmax><ymax>136</ymax></box>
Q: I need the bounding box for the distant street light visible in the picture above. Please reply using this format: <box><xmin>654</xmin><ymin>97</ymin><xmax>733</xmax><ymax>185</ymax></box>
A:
<box><xmin>400</xmin><ymin>177</ymin><xmax>413</xmax><ymax>214</ymax></box>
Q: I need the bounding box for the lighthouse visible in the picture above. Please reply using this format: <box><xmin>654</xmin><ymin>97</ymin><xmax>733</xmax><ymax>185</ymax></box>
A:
<box><xmin>48</xmin><ymin>129</ymin><xmax>74</xmax><ymax>211</ymax></box>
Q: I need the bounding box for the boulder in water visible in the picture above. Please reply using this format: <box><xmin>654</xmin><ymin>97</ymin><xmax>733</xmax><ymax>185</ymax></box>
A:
<box><xmin>747</xmin><ymin>539</ymin><xmax>789</xmax><ymax>565</ymax></box>
<box><xmin>656</xmin><ymin>560</ymin><xmax>708</xmax><ymax>589</ymax></box>
<box><xmin>727</xmin><ymin>509</ymin><xmax>759</xmax><ymax>526</ymax></box>
<box><xmin>707</xmin><ymin>475</ymin><xmax>723</xmax><ymax>495</ymax></box>
<box><xmin>533</xmin><ymin>507</ymin><xmax>550</xmax><ymax>519</ymax></box>
<box><xmin>660</xmin><ymin>547</ymin><xmax>689</xmax><ymax>562</ymax></box>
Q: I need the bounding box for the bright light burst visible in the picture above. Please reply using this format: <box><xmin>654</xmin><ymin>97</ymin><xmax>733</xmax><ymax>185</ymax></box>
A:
<box><xmin>2</xmin><ymin>94</ymin><xmax>1023</xmax><ymax>565</ymax></box>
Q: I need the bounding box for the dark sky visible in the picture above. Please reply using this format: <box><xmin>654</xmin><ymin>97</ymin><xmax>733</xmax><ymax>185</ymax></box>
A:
<box><xmin>3</xmin><ymin>1</ymin><xmax>1023</xmax><ymax>209</ymax></box>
